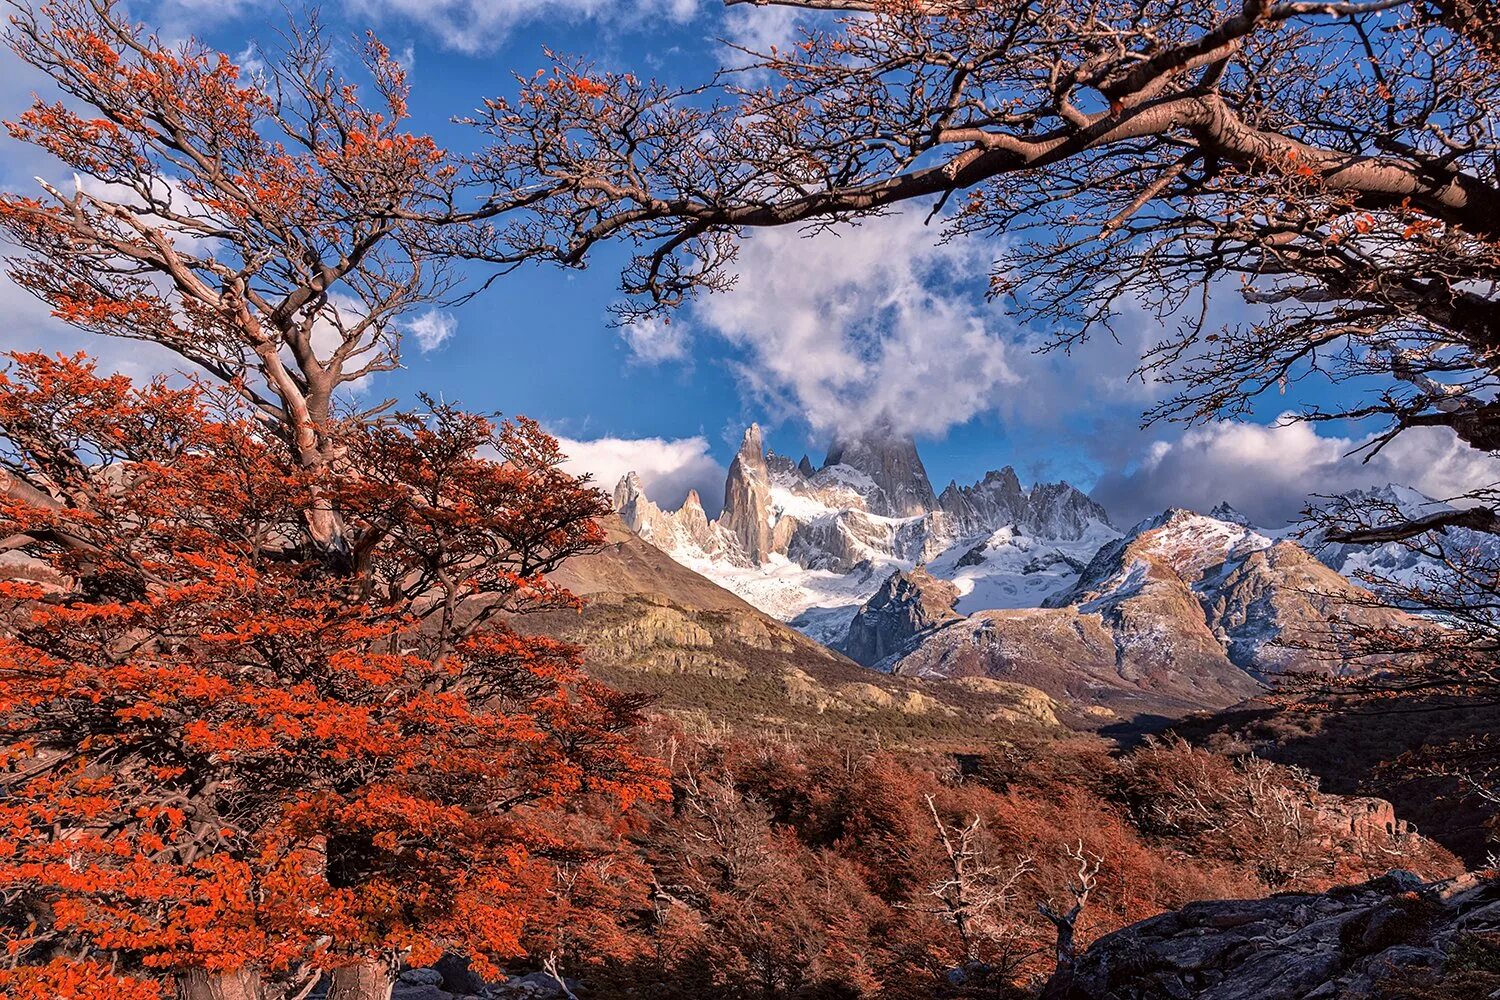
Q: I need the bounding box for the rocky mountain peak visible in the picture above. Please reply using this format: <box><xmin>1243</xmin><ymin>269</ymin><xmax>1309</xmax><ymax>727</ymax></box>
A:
<box><xmin>613</xmin><ymin>471</ymin><xmax>647</xmax><ymax>510</ymax></box>
<box><xmin>720</xmin><ymin>422</ymin><xmax>792</xmax><ymax>563</ymax></box>
<box><xmin>938</xmin><ymin>469</ymin><xmax>1109</xmax><ymax>541</ymax></box>
<box><xmin>822</xmin><ymin>424</ymin><xmax>937</xmax><ymax>517</ymax></box>
<box><xmin>1210</xmin><ymin>500</ymin><xmax>1252</xmax><ymax>526</ymax></box>
<box><xmin>797</xmin><ymin>454</ymin><xmax>816</xmax><ymax>478</ymax></box>
<box><xmin>981</xmin><ymin>466</ymin><xmax>1024</xmax><ymax>491</ymax></box>
<box><xmin>738</xmin><ymin>422</ymin><xmax>764</xmax><ymax>460</ymax></box>
<box><xmin>1024</xmin><ymin>481</ymin><xmax>1113</xmax><ymax>540</ymax></box>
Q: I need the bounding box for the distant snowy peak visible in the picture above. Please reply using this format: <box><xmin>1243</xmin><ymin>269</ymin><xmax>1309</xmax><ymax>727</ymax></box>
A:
<box><xmin>613</xmin><ymin>471</ymin><xmax>735</xmax><ymax>562</ymax></box>
<box><xmin>938</xmin><ymin>467</ymin><xmax>1113</xmax><ymax>541</ymax></box>
<box><xmin>1209</xmin><ymin>501</ymin><xmax>1252</xmax><ymax>526</ymax></box>
<box><xmin>610</xmin><ymin>424</ymin><xmax>1116</xmax><ymax>625</ymax></box>
<box><xmin>1305</xmin><ymin>484</ymin><xmax>1500</xmax><ymax>594</ymax></box>
<box><xmin>1048</xmin><ymin>507</ymin><xmax>1270</xmax><ymax>610</ymax></box>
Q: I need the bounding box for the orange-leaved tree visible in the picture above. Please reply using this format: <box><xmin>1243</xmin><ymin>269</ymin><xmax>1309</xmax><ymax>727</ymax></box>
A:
<box><xmin>0</xmin><ymin>0</ymin><xmax>455</xmax><ymax>553</ymax></box>
<box><xmin>0</xmin><ymin>353</ymin><xmax>666</xmax><ymax>1000</ymax></box>
<box><xmin>0</xmin><ymin>2</ymin><xmax>669</xmax><ymax>997</ymax></box>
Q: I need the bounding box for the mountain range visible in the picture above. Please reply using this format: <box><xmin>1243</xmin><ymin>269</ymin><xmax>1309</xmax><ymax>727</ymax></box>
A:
<box><xmin>613</xmin><ymin>425</ymin><xmax>1438</xmax><ymax>718</ymax></box>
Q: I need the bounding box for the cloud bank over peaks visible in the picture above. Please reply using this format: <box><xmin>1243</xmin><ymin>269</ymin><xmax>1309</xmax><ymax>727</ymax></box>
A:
<box><xmin>555</xmin><ymin>432</ymin><xmax>726</xmax><ymax>515</ymax></box>
<box><xmin>1092</xmin><ymin>419</ymin><xmax>1500</xmax><ymax>528</ymax></box>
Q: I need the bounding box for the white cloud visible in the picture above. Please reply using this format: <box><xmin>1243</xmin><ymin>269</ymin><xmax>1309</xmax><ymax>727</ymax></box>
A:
<box><xmin>1090</xmin><ymin>418</ymin><xmax>1500</xmax><ymax>528</ymax></box>
<box><xmin>695</xmin><ymin>211</ymin><xmax>1017</xmax><ymax>437</ymax></box>
<box><xmin>555</xmin><ymin>433</ymin><xmax>726</xmax><ymax>513</ymax></box>
<box><xmin>346</xmin><ymin>0</ymin><xmax>699</xmax><ymax>55</ymax></box>
<box><xmin>721</xmin><ymin>3</ymin><xmax>808</xmax><ymax>59</ymax></box>
<box><xmin>405</xmin><ymin>310</ymin><xmax>458</xmax><ymax>353</ymax></box>
<box><xmin>620</xmin><ymin>316</ymin><xmax>690</xmax><ymax>364</ymax></box>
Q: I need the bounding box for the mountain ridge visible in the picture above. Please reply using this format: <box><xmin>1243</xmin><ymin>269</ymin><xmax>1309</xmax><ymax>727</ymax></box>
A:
<box><xmin>611</xmin><ymin>428</ymin><xmax>1433</xmax><ymax>718</ymax></box>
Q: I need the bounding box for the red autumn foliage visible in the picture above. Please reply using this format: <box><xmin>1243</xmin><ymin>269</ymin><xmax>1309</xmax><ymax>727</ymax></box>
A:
<box><xmin>560</xmin><ymin>729</ymin><xmax>1459</xmax><ymax>999</ymax></box>
<box><xmin>0</xmin><ymin>354</ymin><xmax>666</xmax><ymax>998</ymax></box>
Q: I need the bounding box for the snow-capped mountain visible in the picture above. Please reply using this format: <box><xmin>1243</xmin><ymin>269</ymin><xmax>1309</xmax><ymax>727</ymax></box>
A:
<box><xmin>1302</xmin><ymin>484</ymin><xmax>1500</xmax><ymax>595</ymax></box>
<box><xmin>613</xmin><ymin>423</ymin><xmax>1118</xmax><ymax>637</ymax></box>
<box><xmin>876</xmin><ymin>506</ymin><xmax>1430</xmax><ymax>716</ymax></box>
<box><xmin>611</xmin><ymin>431</ymin><xmax>1436</xmax><ymax>717</ymax></box>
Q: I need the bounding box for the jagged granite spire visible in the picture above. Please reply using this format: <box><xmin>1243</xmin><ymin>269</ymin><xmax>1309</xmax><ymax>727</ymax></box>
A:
<box><xmin>938</xmin><ymin>467</ymin><xmax>1028</xmax><ymax>534</ymax></box>
<box><xmin>822</xmin><ymin>422</ymin><xmax>937</xmax><ymax>517</ymax></box>
<box><xmin>720</xmin><ymin>424</ymin><xmax>795</xmax><ymax>562</ymax></box>
<box><xmin>1209</xmin><ymin>501</ymin><xmax>1252</xmax><ymax>526</ymax></box>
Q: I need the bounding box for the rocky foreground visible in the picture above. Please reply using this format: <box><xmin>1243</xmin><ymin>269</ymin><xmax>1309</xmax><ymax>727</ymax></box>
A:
<box><xmin>1044</xmin><ymin>870</ymin><xmax>1500</xmax><ymax>1000</ymax></box>
<box><xmin>378</xmin><ymin>871</ymin><xmax>1499</xmax><ymax>1000</ymax></box>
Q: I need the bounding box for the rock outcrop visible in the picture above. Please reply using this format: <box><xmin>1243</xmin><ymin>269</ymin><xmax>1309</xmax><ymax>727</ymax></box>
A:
<box><xmin>843</xmin><ymin>567</ymin><xmax>961</xmax><ymax>666</ymax></box>
<box><xmin>1049</xmin><ymin>870</ymin><xmax>1500</xmax><ymax>1000</ymax></box>
<box><xmin>1209</xmin><ymin>500</ymin><xmax>1252</xmax><ymax>526</ymax></box>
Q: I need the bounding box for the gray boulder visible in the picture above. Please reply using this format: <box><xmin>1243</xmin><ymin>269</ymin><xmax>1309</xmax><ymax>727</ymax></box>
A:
<box><xmin>1048</xmin><ymin>870</ymin><xmax>1500</xmax><ymax>999</ymax></box>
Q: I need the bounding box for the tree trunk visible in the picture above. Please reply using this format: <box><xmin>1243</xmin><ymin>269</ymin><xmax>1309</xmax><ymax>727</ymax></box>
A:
<box><xmin>327</xmin><ymin>959</ymin><xmax>395</xmax><ymax>1000</ymax></box>
<box><xmin>176</xmin><ymin>968</ymin><xmax>264</xmax><ymax>1000</ymax></box>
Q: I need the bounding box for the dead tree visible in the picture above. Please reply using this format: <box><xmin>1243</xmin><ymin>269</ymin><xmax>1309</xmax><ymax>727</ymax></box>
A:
<box><xmin>1038</xmin><ymin>840</ymin><xmax>1102</xmax><ymax>998</ymax></box>
<box><xmin>916</xmin><ymin>795</ymin><xmax>1034</xmax><ymax>964</ymax></box>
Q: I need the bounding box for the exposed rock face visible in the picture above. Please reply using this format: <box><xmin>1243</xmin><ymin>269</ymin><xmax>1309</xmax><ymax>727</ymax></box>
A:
<box><xmin>884</xmin><ymin>505</ymin><xmax>1424</xmax><ymax>715</ymax></box>
<box><xmin>1024</xmin><ymin>482</ymin><xmax>1113</xmax><ymax>540</ymax></box>
<box><xmin>822</xmin><ymin>424</ymin><xmax>938</xmax><ymax>517</ymax></box>
<box><xmin>843</xmin><ymin>567</ymin><xmax>961</xmax><ymax>666</ymax></box>
<box><xmin>938</xmin><ymin>467</ymin><xmax>1029</xmax><ymax>534</ymax></box>
<box><xmin>613</xmin><ymin>471</ymin><xmax>671</xmax><ymax>540</ymax></box>
<box><xmin>719</xmin><ymin>424</ymin><xmax>783</xmax><ymax>563</ymax></box>
<box><xmin>614</xmin><ymin>472</ymin><xmax>732</xmax><ymax>560</ymax></box>
<box><xmin>1050</xmin><ymin>871</ymin><xmax>1500</xmax><ymax>1000</ymax></box>
<box><xmin>1209</xmin><ymin>500</ymin><xmax>1252</xmax><ymax>526</ymax></box>
<box><xmin>785</xmin><ymin>509</ymin><xmax>955</xmax><ymax>574</ymax></box>
<box><xmin>1199</xmin><ymin>540</ymin><xmax>1432</xmax><ymax>678</ymax></box>
<box><xmin>1046</xmin><ymin>509</ymin><xmax>1428</xmax><ymax>682</ymax></box>
<box><xmin>938</xmin><ymin>468</ymin><xmax>1113</xmax><ymax>541</ymax></box>
<box><xmin>714</xmin><ymin>422</ymin><xmax>798</xmax><ymax>563</ymax></box>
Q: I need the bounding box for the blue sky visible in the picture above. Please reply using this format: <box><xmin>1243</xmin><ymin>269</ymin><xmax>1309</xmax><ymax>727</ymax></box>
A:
<box><xmin>1</xmin><ymin>0</ymin><xmax>1496</xmax><ymax>527</ymax></box>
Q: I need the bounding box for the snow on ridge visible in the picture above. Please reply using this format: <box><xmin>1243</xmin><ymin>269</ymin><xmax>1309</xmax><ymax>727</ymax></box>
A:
<box><xmin>612</xmin><ymin>426</ymin><xmax>1449</xmax><ymax>650</ymax></box>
